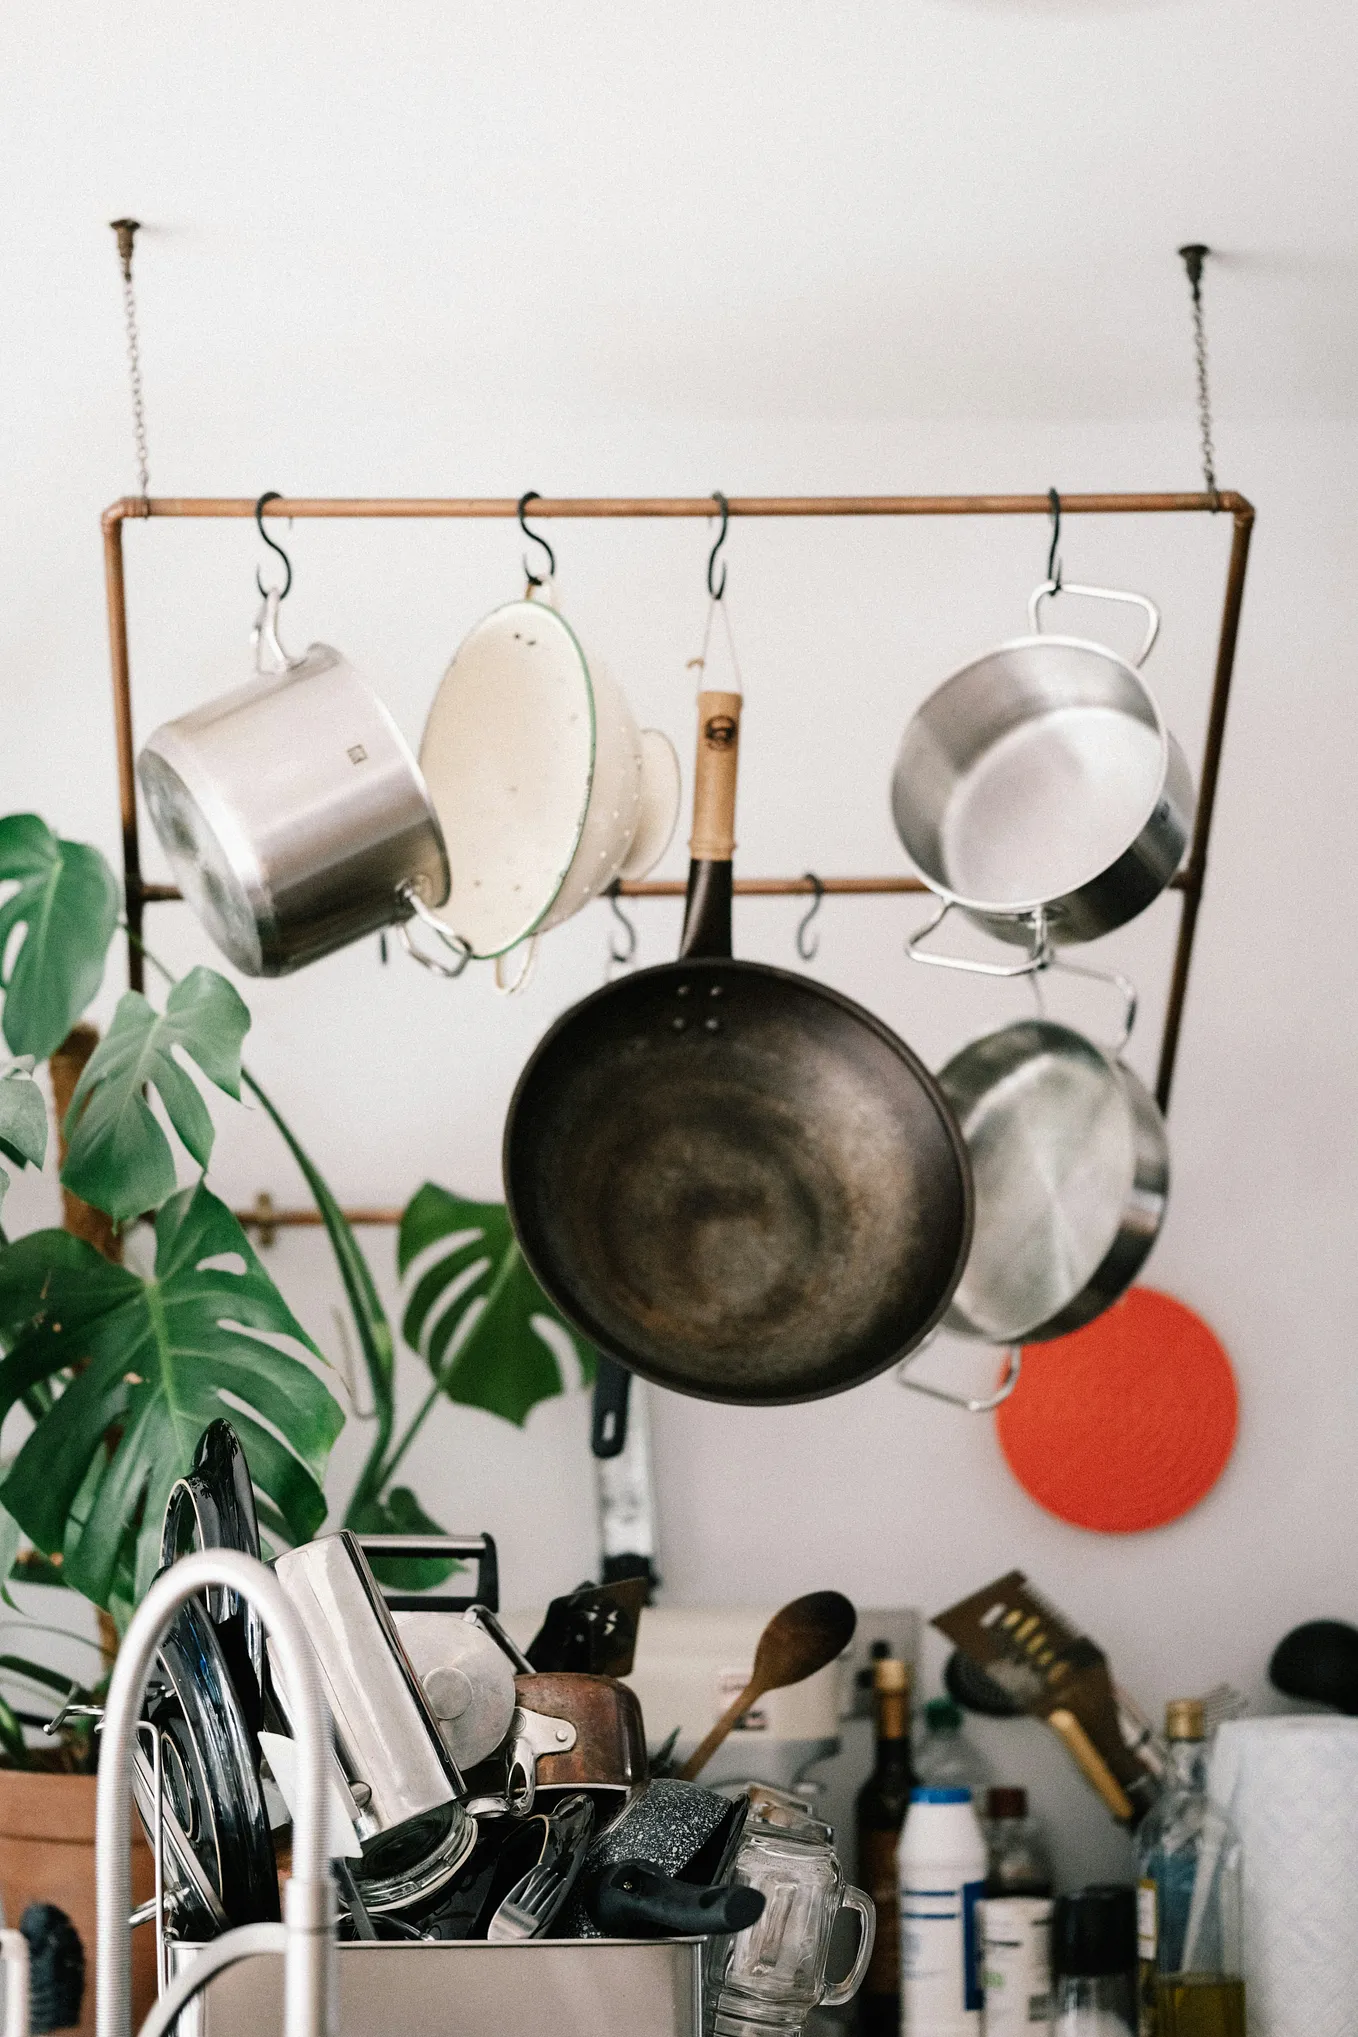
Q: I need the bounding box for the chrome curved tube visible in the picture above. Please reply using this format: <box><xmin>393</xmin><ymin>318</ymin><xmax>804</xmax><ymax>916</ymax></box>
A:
<box><xmin>96</xmin><ymin>1551</ymin><xmax>334</xmax><ymax>2037</ymax></box>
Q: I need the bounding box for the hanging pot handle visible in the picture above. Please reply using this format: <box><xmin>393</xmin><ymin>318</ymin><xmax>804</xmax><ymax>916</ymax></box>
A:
<box><xmin>494</xmin><ymin>935</ymin><xmax>541</xmax><ymax>996</ymax></box>
<box><xmin>398</xmin><ymin>883</ymin><xmax>472</xmax><ymax>978</ymax></box>
<box><xmin>896</xmin><ymin>1337</ymin><xmax>1022</xmax><ymax>1414</ymax></box>
<box><xmin>1035</xmin><ymin>955</ymin><xmax>1139</xmax><ymax>1056</ymax></box>
<box><xmin>820</xmin><ymin>1887</ymin><xmax>878</xmax><ymax>2009</ymax></box>
<box><xmin>1028</xmin><ymin>581</ymin><xmax>1161</xmax><ymax>667</ymax></box>
<box><xmin>251</xmin><ymin>587</ymin><xmax>294</xmax><ymax>676</ymax></box>
<box><xmin>907</xmin><ymin>899</ymin><xmax>1051</xmax><ymax>977</ymax></box>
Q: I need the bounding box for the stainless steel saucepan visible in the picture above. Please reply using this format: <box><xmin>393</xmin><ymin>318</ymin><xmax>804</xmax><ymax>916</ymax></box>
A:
<box><xmin>138</xmin><ymin>592</ymin><xmax>453</xmax><ymax>977</ymax></box>
<box><xmin>893</xmin><ymin>581</ymin><xmax>1193</xmax><ymax>957</ymax></box>
<box><xmin>934</xmin><ymin>1006</ymin><xmax>1169</xmax><ymax>1346</ymax></box>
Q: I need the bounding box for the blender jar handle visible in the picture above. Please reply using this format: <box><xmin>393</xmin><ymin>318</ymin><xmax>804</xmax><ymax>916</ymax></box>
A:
<box><xmin>820</xmin><ymin>1886</ymin><xmax>877</xmax><ymax>2009</ymax></box>
<box><xmin>1027</xmin><ymin>581</ymin><xmax>1161</xmax><ymax>667</ymax></box>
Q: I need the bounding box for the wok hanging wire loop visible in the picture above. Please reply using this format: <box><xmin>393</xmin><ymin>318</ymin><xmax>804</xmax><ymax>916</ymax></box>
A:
<box><xmin>707</xmin><ymin>490</ymin><xmax>730</xmax><ymax>599</ymax></box>
<box><xmin>1179</xmin><ymin>243</ymin><xmax>1220</xmax><ymax>510</ymax></box>
<box><xmin>254</xmin><ymin>492</ymin><xmax>293</xmax><ymax>600</ymax></box>
<box><xmin>518</xmin><ymin>491</ymin><xmax>557</xmax><ymax>591</ymax></box>
<box><xmin>795</xmin><ymin>873</ymin><xmax>824</xmax><ymax>961</ymax></box>
<box><xmin>1046</xmin><ymin>487</ymin><xmax>1063</xmax><ymax>593</ymax></box>
<box><xmin>110</xmin><ymin>219</ymin><xmax>150</xmax><ymax>500</ymax></box>
<box><xmin>604</xmin><ymin>879</ymin><xmax>638</xmax><ymax>969</ymax></box>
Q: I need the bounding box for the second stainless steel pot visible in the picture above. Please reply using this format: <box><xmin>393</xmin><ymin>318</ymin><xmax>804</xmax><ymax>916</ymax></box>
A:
<box><xmin>893</xmin><ymin>582</ymin><xmax>1193</xmax><ymax>952</ymax></box>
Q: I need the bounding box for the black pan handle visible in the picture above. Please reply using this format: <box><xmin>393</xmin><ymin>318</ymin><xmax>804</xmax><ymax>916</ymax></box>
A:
<box><xmin>592</xmin><ymin>1357</ymin><xmax>633</xmax><ymax>1459</ymax></box>
<box><xmin>590</xmin><ymin>1861</ymin><xmax>765</xmax><ymax>1939</ymax></box>
<box><xmin>355</xmin><ymin>1532</ymin><xmax>499</xmax><ymax>1612</ymax></box>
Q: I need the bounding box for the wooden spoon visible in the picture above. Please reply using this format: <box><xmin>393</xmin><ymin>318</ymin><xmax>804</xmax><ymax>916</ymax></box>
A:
<box><xmin>678</xmin><ymin>1592</ymin><xmax>857</xmax><ymax>1782</ymax></box>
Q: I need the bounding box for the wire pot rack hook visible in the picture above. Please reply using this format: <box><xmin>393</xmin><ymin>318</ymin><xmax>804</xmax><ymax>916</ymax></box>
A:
<box><xmin>605</xmin><ymin>879</ymin><xmax>637</xmax><ymax>969</ymax></box>
<box><xmin>254</xmin><ymin>492</ymin><xmax>293</xmax><ymax>599</ymax></box>
<box><xmin>707</xmin><ymin>491</ymin><xmax>730</xmax><ymax>600</ymax></box>
<box><xmin>796</xmin><ymin>873</ymin><xmax>824</xmax><ymax>962</ymax></box>
<box><xmin>518</xmin><ymin>491</ymin><xmax>557</xmax><ymax>590</ymax></box>
<box><xmin>1046</xmin><ymin>487</ymin><xmax>1063</xmax><ymax>593</ymax></box>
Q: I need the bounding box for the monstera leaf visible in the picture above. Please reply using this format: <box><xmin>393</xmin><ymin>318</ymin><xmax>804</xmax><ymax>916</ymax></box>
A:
<box><xmin>61</xmin><ymin>968</ymin><xmax>250</xmax><ymax>1222</ymax></box>
<box><xmin>0</xmin><ymin>1062</ymin><xmax>47</xmax><ymax>1221</ymax></box>
<box><xmin>398</xmin><ymin>1184</ymin><xmax>596</xmax><ymax>1427</ymax></box>
<box><xmin>0</xmin><ymin>1182</ymin><xmax>343</xmax><ymax>1607</ymax></box>
<box><xmin>346</xmin><ymin>1486</ymin><xmax>465</xmax><ymax>1594</ymax></box>
<box><xmin>0</xmin><ymin>816</ymin><xmax>119</xmax><ymax>1059</ymax></box>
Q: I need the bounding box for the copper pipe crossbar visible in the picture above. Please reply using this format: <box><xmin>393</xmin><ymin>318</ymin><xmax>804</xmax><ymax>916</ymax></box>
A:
<box><xmin>103</xmin><ymin>490</ymin><xmax>1252</xmax><ymax>1231</ymax></box>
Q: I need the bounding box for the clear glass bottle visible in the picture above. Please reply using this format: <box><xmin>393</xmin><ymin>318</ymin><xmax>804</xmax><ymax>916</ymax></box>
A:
<box><xmin>1135</xmin><ymin>1701</ymin><xmax>1244</xmax><ymax>2037</ymax></box>
<box><xmin>915</xmin><ymin>1697</ymin><xmax>988</xmax><ymax>1792</ymax></box>
<box><xmin>984</xmin><ymin>1786</ymin><xmax>1053</xmax><ymax>1898</ymax></box>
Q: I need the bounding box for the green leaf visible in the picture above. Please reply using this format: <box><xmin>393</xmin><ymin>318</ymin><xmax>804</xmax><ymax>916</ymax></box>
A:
<box><xmin>0</xmin><ymin>1182</ymin><xmax>344</xmax><ymax>1608</ymax></box>
<box><xmin>0</xmin><ymin>816</ymin><xmax>120</xmax><ymax>1059</ymax></box>
<box><xmin>243</xmin><ymin>1071</ymin><xmax>395</xmax><ymax>1509</ymax></box>
<box><xmin>0</xmin><ymin>1064</ymin><xmax>47</xmax><ymax>1221</ymax></box>
<box><xmin>398</xmin><ymin>1183</ymin><xmax>595</xmax><ymax>1428</ymax></box>
<box><xmin>61</xmin><ymin>968</ymin><xmax>250</xmax><ymax>1221</ymax></box>
<box><xmin>346</xmin><ymin>1486</ymin><xmax>466</xmax><ymax>1593</ymax></box>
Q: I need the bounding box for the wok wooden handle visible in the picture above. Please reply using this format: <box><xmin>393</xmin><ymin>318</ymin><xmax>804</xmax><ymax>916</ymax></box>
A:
<box><xmin>688</xmin><ymin>690</ymin><xmax>742</xmax><ymax>862</ymax></box>
<box><xmin>1047</xmin><ymin>1707</ymin><xmax>1135</xmax><ymax>1821</ymax></box>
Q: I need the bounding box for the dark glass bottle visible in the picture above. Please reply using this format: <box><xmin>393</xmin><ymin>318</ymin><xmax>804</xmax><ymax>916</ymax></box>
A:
<box><xmin>856</xmin><ymin>1657</ymin><xmax>915</xmax><ymax>2036</ymax></box>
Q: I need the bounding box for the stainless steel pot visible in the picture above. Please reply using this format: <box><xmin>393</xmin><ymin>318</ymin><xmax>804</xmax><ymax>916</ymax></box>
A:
<box><xmin>937</xmin><ymin>1014</ymin><xmax>1168</xmax><ymax>1345</ymax></box>
<box><xmin>893</xmin><ymin>582</ymin><xmax>1193</xmax><ymax>954</ymax></box>
<box><xmin>138</xmin><ymin>593</ymin><xmax>450</xmax><ymax>977</ymax></box>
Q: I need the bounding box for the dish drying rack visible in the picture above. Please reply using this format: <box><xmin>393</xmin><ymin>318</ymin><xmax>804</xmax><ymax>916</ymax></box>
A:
<box><xmin>100</xmin><ymin>489</ymin><xmax>1254</xmax><ymax>1236</ymax></box>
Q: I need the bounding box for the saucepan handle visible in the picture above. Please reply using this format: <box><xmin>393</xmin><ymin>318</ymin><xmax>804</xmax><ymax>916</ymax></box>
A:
<box><xmin>896</xmin><ymin>1339</ymin><xmax>1022</xmax><ymax>1414</ymax></box>
<box><xmin>1027</xmin><ymin>580</ymin><xmax>1161</xmax><ymax>668</ymax></box>
<box><xmin>907</xmin><ymin>900</ymin><xmax>1050</xmax><ymax>978</ymax></box>
<box><xmin>398</xmin><ymin>883</ymin><xmax>473</xmax><ymax>978</ymax></box>
<box><xmin>1035</xmin><ymin>954</ymin><xmax>1139</xmax><ymax>1056</ymax></box>
<box><xmin>820</xmin><ymin>1886</ymin><xmax>877</xmax><ymax>2009</ymax></box>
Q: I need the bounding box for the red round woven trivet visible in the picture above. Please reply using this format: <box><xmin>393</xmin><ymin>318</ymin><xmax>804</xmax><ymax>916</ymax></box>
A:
<box><xmin>996</xmin><ymin>1287</ymin><xmax>1238</xmax><ymax>1533</ymax></box>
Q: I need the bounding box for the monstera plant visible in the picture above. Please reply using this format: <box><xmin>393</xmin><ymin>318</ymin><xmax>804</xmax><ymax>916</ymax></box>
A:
<box><xmin>0</xmin><ymin>811</ymin><xmax>593</xmax><ymax>1761</ymax></box>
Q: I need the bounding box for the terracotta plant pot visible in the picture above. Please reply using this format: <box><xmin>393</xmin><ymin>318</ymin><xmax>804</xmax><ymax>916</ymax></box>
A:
<box><xmin>0</xmin><ymin>1771</ymin><xmax>156</xmax><ymax>2036</ymax></box>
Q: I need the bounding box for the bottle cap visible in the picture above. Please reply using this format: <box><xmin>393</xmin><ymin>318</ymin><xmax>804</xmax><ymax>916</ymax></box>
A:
<box><xmin>986</xmin><ymin>1786</ymin><xmax>1027</xmax><ymax>1820</ymax></box>
<box><xmin>924</xmin><ymin>1696</ymin><xmax>963</xmax><ymax>1731</ymax></box>
<box><xmin>1165</xmin><ymin>1698</ymin><xmax>1206</xmax><ymax>1740</ymax></box>
<box><xmin>874</xmin><ymin>1657</ymin><xmax>909</xmax><ymax>1693</ymax></box>
<box><xmin>910</xmin><ymin>1786</ymin><xmax>972</xmax><ymax>1805</ymax></box>
<box><xmin>1052</xmin><ymin>1886</ymin><xmax>1137</xmax><ymax>1977</ymax></box>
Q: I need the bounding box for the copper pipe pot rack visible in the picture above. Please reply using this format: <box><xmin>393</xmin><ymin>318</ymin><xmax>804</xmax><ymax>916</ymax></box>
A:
<box><xmin>101</xmin><ymin>490</ymin><xmax>1253</xmax><ymax>1233</ymax></box>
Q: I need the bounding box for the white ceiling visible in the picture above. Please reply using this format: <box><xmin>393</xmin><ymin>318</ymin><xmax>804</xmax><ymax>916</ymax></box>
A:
<box><xmin>4</xmin><ymin>0</ymin><xmax>1353</xmax><ymax>436</ymax></box>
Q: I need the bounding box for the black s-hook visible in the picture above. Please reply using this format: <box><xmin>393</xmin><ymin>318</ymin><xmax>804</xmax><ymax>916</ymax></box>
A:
<box><xmin>254</xmin><ymin>491</ymin><xmax>293</xmax><ymax>600</ymax></box>
<box><xmin>707</xmin><ymin>491</ymin><xmax>729</xmax><ymax>600</ymax></box>
<box><xmin>1046</xmin><ymin>487</ymin><xmax>1063</xmax><ymax>594</ymax></box>
<box><xmin>518</xmin><ymin>491</ymin><xmax>557</xmax><ymax>589</ymax></box>
<box><xmin>796</xmin><ymin>873</ymin><xmax>824</xmax><ymax>962</ymax></box>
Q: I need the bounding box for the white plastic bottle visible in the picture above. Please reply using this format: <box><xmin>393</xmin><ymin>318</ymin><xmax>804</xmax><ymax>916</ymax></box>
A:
<box><xmin>899</xmin><ymin>1785</ymin><xmax>988</xmax><ymax>2036</ymax></box>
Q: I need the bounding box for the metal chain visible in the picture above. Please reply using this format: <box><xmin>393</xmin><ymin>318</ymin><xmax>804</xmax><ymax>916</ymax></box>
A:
<box><xmin>1179</xmin><ymin>243</ymin><xmax>1218</xmax><ymax>507</ymax></box>
<box><xmin>111</xmin><ymin>219</ymin><xmax>149</xmax><ymax>498</ymax></box>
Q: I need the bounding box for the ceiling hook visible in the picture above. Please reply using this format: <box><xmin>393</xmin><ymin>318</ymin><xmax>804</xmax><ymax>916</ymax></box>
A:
<box><xmin>605</xmin><ymin>879</ymin><xmax>638</xmax><ymax>969</ymax></box>
<box><xmin>1046</xmin><ymin>487</ymin><xmax>1063</xmax><ymax>594</ymax></box>
<box><xmin>254</xmin><ymin>491</ymin><xmax>293</xmax><ymax>600</ymax></box>
<box><xmin>518</xmin><ymin>491</ymin><xmax>557</xmax><ymax>590</ymax></box>
<box><xmin>707</xmin><ymin>491</ymin><xmax>729</xmax><ymax>601</ymax></box>
<box><xmin>796</xmin><ymin>872</ymin><xmax>825</xmax><ymax>962</ymax></box>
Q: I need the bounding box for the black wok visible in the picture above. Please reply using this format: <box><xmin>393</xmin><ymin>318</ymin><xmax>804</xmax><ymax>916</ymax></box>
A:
<box><xmin>503</xmin><ymin>689</ymin><xmax>972</xmax><ymax>1405</ymax></box>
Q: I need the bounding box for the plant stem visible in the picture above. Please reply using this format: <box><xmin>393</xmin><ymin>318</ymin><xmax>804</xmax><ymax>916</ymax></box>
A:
<box><xmin>372</xmin><ymin>1376</ymin><xmax>445</xmax><ymax>1491</ymax></box>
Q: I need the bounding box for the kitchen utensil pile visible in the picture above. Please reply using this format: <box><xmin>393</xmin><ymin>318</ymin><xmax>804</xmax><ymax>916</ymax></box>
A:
<box><xmin>135</xmin><ymin>1421</ymin><xmax>871</xmax><ymax>2030</ymax></box>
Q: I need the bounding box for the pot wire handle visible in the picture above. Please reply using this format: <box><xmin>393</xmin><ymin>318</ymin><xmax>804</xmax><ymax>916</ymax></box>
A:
<box><xmin>906</xmin><ymin>899</ymin><xmax>1051</xmax><ymax>977</ymax></box>
<box><xmin>1031</xmin><ymin>955</ymin><xmax>1139</xmax><ymax>1056</ymax></box>
<box><xmin>1028</xmin><ymin>581</ymin><xmax>1161</xmax><ymax>668</ymax></box>
<box><xmin>896</xmin><ymin>1341</ymin><xmax>1022</xmax><ymax>1414</ymax></box>
<box><xmin>397</xmin><ymin>882</ymin><xmax>472</xmax><ymax>978</ymax></box>
<box><xmin>494</xmin><ymin>935</ymin><xmax>540</xmax><ymax>996</ymax></box>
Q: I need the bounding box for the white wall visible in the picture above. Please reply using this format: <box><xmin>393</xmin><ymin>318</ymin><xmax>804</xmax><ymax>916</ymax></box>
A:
<box><xmin>3</xmin><ymin>2</ymin><xmax>1357</xmax><ymax>1866</ymax></box>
